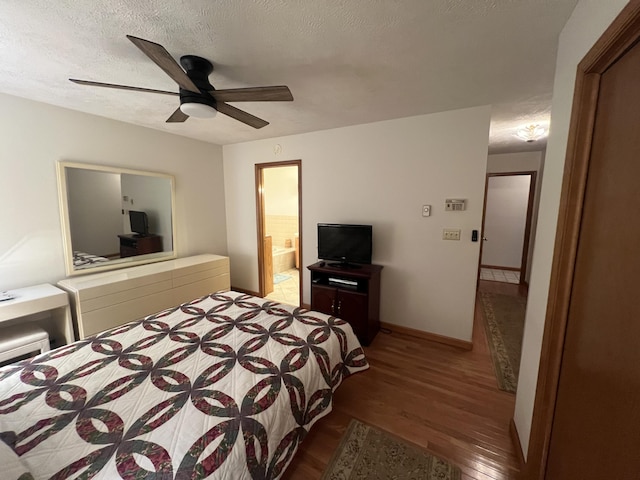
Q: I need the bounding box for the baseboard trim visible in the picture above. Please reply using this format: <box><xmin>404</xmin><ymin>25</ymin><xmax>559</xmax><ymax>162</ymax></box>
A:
<box><xmin>509</xmin><ymin>418</ymin><xmax>526</xmax><ymax>467</ymax></box>
<box><xmin>380</xmin><ymin>322</ymin><xmax>472</xmax><ymax>351</ymax></box>
<box><xmin>481</xmin><ymin>264</ymin><xmax>520</xmax><ymax>272</ymax></box>
<box><xmin>231</xmin><ymin>286</ymin><xmax>261</xmax><ymax>297</ymax></box>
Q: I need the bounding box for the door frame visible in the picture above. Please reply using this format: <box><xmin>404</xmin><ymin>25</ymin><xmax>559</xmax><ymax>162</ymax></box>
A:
<box><xmin>525</xmin><ymin>2</ymin><xmax>640</xmax><ymax>478</ymax></box>
<box><xmin>255</xmin><ymin>160</ymin><xmax>303</xmax><ymax>306</ymax></box>
<box><xmin>478</xmin><ymin>171</ymin><xmax>537</xmax><ymax>285</ymax></box>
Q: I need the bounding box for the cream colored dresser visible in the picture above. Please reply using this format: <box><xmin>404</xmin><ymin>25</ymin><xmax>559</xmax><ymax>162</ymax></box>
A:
<box><xmin>58</xmin><ymin>254</ymin><xmax>230</xmax><ymax>340</ymax></box>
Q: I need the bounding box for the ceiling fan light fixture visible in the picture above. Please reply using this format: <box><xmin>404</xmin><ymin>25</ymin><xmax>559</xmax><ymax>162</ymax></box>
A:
<box><xmin>180</xmin><ymin>101</ymin><xmax>217</xmax><ymax>118</ymax></box>
<box><xmin>515</xmin><ymin>124</ymin><xmax>546</xmax><ymax>142</ymax></box>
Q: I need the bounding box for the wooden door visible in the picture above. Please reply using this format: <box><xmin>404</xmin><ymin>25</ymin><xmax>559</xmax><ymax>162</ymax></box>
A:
<box><xmin>543</xmin><ymin>37</ymin><xmax>640</xmax><ymax>479</ymax></box>
<box><xmin>337</xmin><ymin>289</ymin><xmax>368</xmax><ymax>343</ymax></box>
<box><xmin>264</xmin><ymin>235</ymin><xmax>273</xmax><ymax>295</ymax></box>
<box><xmin>310</xmin><ymin>284</ymin><xmax>336</xmax><ymax>316</ymax></box>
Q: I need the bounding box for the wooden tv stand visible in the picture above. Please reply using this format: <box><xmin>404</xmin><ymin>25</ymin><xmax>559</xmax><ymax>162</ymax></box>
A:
<box><xmin>118</xmin><ymin>234</ymin><xmax>163</xmax><ymax>258</ymax></box>
<box><xmin>308</xmin><ymin>261</ymin><xmax>382</xmax><ymax>346</ymax></box>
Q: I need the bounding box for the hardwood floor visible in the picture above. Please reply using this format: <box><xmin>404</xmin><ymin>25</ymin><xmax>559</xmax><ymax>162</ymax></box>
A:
<box><xmin>283</xmin><ymin>280</ymin><xmax>526</xmax><ymax>480</ymax></box>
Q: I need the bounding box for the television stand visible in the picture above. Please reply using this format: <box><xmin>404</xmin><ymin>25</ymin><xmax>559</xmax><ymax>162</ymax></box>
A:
<box><xmin>118</xmin><ymin>234</ymin><xmax>163</xmax><ymax>258</ymax></box>
<box><xmin>308</xmin><ymin>261</ymin><xmax>382</xmax><ymax>345</ymax></box>
<box><xmin>328</xmin><ymin>261</ymin><xmax>362</xmax><ymax>269</ymax></box>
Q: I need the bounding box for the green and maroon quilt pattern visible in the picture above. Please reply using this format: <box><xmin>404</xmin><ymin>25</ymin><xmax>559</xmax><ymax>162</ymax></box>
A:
<box><xmin>0</xmin><ymin>291</ymin><xmax>368</xmax><ymax>479</ymax></box>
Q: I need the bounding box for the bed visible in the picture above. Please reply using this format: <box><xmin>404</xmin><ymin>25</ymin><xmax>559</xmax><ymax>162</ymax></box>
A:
<box><xmin>72</xmin><ymin>251</ymin><xmax>110</xmax><ymax>269</ymax></box>
<box><xmin>0</xmin><ymin>291</ymin><xmax>368</xmax><ymax>479</ymax></box>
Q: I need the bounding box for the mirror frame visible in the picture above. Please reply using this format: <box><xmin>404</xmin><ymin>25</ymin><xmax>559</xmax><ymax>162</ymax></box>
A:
<box><xmin>57</xmin><ymin>161</ymin><xmax>177</xmax><ymax>276</ymax></box>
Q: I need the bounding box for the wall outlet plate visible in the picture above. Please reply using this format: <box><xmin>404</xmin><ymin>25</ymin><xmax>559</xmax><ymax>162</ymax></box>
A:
<box><xmin>422</xmin><ymin>205</ymin><xmax>431</xmax><ymax>217</ymax></box>
<box><xmin>442</xmin><ymin>228</ymin><xmax>461</xmax><ymax>240</ymax></box>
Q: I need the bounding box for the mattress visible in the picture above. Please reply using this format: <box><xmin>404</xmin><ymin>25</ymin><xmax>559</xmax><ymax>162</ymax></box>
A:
<box><xmin>0</xmin><ymin>291</ymin><xmax>368</xmax><ymax>479</ymax></box>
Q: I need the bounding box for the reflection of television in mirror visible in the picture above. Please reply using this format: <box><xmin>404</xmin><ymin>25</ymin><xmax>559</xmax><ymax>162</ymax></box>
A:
<box><xmin>129</xmin><ymin>210</ymin><xmax>149</xmax><ymax>236</ymax></box>
<box><xmin>317</xmin><ymin>223</ymin><xmax>372</xmax><ymax>268</ymax></box>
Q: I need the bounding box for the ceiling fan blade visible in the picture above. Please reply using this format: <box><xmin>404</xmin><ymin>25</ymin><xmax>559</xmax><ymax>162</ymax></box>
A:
<box><xmin>216</xmin><ymin>102</ymin><xmax>269</xmax><ymax>129</ymax></box>
<box><xmin>209</xmin><ymin>86</ymin><xmax>293</xmax><ymax>102</ymax></box>
<box><xmin>69</xmin><ymin>79</ymin><xmax>178</xmax><ymax>96</ymax></box>
<box><xmin>126</xmin><ymin>35</ymin><xmax>200</xmax><ymax>94</ymax></box>
<box><xmin>166</xmin><ymin>108</ymin><xmax>189</xmax><ymax>123</ymax></box>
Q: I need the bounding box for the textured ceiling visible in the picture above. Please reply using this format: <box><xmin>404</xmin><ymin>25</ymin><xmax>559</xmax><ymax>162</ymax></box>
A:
<box><xmin>0</xmin><ymin>0</ymin><xmax>577</xmax><ymax>151</ymax></box>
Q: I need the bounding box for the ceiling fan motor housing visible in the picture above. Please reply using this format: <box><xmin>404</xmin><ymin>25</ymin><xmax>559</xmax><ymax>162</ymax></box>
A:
<box><xmin>179</xmin><ymin>55</ymin><xmax>217</xmax><ymax>110</ymax></box>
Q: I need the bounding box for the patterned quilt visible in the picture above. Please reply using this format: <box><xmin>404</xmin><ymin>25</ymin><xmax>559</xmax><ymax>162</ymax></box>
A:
<box><xmin>72</xmin><ymin>251</ymin><xmax>110</xmax><ymax>269</ymax></box>
<box><xmin>0</xmin><ymin>291</ymin><xmax>368</xmax><ymax>479</ymax></box>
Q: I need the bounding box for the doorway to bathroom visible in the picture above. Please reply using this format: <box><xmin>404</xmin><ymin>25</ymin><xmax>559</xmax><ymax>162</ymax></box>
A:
<box><xmin>255</xmin><ymin>160</ymin><xmax>302</xmax><ymax>306</ymax></box>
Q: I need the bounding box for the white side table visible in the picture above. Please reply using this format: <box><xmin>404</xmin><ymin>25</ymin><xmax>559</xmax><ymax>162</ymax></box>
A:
<box><xmin>0</xmin><ymin>284</ymin><xmax>74</xmax><ymax>346</ymax></box>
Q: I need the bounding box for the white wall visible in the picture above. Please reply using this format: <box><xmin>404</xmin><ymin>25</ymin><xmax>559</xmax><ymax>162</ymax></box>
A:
<box><xmin>486</xmin><ymin>151</ymin><xmax>542</xmax><ymax>174</ymax></box>
<box><xmin>264</xmin><ymin>166</ymin><xmax>299</xmax><ymax>250</ymax></box>
<box><xmin>67</xmin><ymin>168</ymin><xmax>122</xmax><ymax>256</ymax></box>
<box><xmin>263</xmin><ymin>166</ymin><xmax>299</xmax><ymax>216</ymax></box>
<box><xmin>513</xmin><ymin>0</ymin><xmax>629</xmax><ymax>456</ymax></box>
<box><xmin>224</xmin><ymin>106</ymin><xmax>491</xmax><ymax>342</ymax></box>
<box><xmin>481</xmin><ymin>175</ymin><xmax>531</xmax><ymax>269</ymax></box>
<box><xmin>121</xmin><ymin>174</ymin><xmax>173</xmax><ymax>251</ymax></box>
<box><xmin>0</xmin><ymin>93</ymin><xmax>227</xmax><ymax>291</ymax></box>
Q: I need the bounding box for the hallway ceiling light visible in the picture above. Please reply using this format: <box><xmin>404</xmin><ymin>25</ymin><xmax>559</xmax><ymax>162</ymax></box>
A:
<box><xmin>515</xmin><ymin>124</ymin><xmax>546</xmax><ymax>142</ymax></box>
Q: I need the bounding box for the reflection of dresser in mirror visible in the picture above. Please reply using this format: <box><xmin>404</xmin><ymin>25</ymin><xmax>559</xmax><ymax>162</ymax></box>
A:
<box><xmin>118</xmin><ymin>234</ymin><xmax>162</xmax><ymax>257</ymax></box>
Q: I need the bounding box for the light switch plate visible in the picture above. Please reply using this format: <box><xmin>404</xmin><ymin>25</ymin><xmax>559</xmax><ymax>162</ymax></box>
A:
<box><xmin>422</xmin><ymin>205</ymin><xmax>431</xmax><ymax>217</ymax></box>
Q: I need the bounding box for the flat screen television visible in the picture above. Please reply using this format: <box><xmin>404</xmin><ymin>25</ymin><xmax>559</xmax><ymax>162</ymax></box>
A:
<box><xmin>317</xmin><ymin>223</ymin><xmax>372</xmax><ymax>267</ymax></box>
<box><xmin>129</xmin><ymin>210</ymin><xmax>149</xmax><ymax>236</ymax></box>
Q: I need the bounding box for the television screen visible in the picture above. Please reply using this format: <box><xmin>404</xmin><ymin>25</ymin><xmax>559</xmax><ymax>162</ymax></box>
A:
<box><xmin>129</xmin><ymin>210</ymin><xmax>149</xmax><ymax>236</ymax></box>
<box><xmin>317</xmin><ymin>223</ymin><xmax>372</xmax><ymax>265</ymax></box>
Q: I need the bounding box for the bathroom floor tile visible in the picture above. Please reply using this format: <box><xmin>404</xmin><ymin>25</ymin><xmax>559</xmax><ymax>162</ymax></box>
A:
<box><xmin>266</xmin><ymin>268</ymin><xmax>300</xmax><ymax>306</ymax></box>
<box><xmin>480</xmin><ymin>268</ymin><xmax>521</xmax><ymax>284</ymax></box>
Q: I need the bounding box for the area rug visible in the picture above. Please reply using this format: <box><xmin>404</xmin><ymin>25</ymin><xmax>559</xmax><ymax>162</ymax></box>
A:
<box><xmin>273</xmin><ymin>273</ymin><xmax>292</xmax><ymax>284</ymax></box>
<box><xmin>479</xmin><ymin>290</ymin><xmax>526</xmax><ymax>393</ymax></box>
<box><xmin>321</xmin><ymin>420</ymin><xmax>461</xmax><ymax>480</ymax></box>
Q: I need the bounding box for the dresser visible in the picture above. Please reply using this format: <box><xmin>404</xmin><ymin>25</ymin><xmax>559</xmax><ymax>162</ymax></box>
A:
<box><xmin>118</xmin><ymin>234</ymin><xmax>163</xmax><ymax>258</ymax></box>
<box><xmin>58</xmin><ymin>254</ymin><xmax>230</xmax><ymax>340</ymax></box>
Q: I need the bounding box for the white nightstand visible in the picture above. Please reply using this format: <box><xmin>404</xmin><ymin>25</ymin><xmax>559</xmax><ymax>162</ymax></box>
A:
<box><xmin>0</xmin><ymin>284</ymin><xmax>74</xmax><ymax>346</ymax></box>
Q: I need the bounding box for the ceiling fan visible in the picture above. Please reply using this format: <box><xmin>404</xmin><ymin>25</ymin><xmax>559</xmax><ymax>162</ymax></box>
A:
<box><xmin>69</xmin><ymin>35</ymin><xmax>293</xmax><ymax>129</ymax></box>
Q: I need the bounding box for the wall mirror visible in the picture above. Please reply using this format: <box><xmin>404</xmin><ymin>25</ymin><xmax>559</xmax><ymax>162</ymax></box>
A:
<box><xmin>57</xmin><ymin>161</ymin><xmax>177</xmax><ymax>276</ymax></box>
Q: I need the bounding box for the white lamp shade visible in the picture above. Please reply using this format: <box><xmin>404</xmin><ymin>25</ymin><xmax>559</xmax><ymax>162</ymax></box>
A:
<box><xmin>180</xmin><ymin>102</ymin><xmax>217</xmax><ymax>118</ymax></box>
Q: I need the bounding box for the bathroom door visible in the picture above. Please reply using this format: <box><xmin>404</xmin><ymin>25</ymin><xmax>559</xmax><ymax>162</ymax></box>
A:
<box><xmin>264</xmin><ymin>235</ymin><xmax>273</xmax><ymax>294</ymax></box>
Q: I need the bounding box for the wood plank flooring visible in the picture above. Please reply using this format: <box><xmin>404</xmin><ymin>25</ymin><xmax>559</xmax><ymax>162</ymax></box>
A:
<box><xmin>283</xmin><ymin>280</ymin><xmax>526</xmax><ymax>480</ymax></box>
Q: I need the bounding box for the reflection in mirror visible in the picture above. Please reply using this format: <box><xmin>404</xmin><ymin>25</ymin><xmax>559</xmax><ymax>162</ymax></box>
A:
<box><xmin>57</xmin><ymin>162</ymin><xmax>176</xmax><ymax>275</ymax></box>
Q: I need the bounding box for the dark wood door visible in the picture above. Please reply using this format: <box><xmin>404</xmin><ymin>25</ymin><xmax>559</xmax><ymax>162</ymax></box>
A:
<box><xmin>544</xmin><ymin>39</ymin><xmax>640</xmax><ymax>479</ymax></box>
<box><xmin>310</xmin><ymin>284</ymin><xmax>336</xmax><ymax>316</ymax></box>
<box><xmin>337</xmin><ymin>290</ymin><xmax>368</xmax><ymax>342</ymax></box>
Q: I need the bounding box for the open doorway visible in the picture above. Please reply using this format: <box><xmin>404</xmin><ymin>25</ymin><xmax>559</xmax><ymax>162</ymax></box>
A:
<box><xmin>255</xmin><ymin>161</ymin><xmax>302</xmax><ymax>306</ymax></box>
<box><xmin>480</xmin><ymin>172</ymin><xmax>536</xmax><ymax>285</ymax></box>
<box><xmin>476</xmin><ymin>171</ymin><xmax>536</xmax><ymax>394</ymax></box>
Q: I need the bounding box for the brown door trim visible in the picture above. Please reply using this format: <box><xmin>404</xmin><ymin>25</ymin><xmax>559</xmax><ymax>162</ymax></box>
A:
<box><xmin>524</xmin><ymin>2</ymin><xmax>640</xmax><ymax>478</ymax></box>
<box><xmin>255</xmin><ymin>160</ymin><xmax>303</xmax><ymax>305</ymax></box>
<box><xmin>478</xmin><ymin>170</ymin><xmax>537</xmax><ymax>284</ymax></box>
